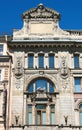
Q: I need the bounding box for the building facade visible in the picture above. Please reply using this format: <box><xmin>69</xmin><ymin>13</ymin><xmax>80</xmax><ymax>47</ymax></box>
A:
<box><xmin>0</xmin><ymin>3</ymin><xmax>82</xmax><ymax>130</ymax></box>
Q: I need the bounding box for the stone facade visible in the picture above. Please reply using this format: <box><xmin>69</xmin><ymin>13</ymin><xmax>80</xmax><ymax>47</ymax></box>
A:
<box><xmin>0</xmin><ymin>3</ymin><xmax>82</xmax><ymax>130</ymax></box>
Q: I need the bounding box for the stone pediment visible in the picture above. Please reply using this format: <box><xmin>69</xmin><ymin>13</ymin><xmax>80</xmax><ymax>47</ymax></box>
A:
<box><xmin>13</xmin><ymin>4</ymin><xmax>70</xmax><ymax>40</ymax></box>
<box><xmin>22</xmin><ymin>4</ymin><xmax>60</xmax><ymax>19</ymax></box>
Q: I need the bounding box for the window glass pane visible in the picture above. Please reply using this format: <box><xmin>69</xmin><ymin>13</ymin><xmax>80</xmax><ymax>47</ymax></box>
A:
<box><xmin>0</xmin><ymin>45</ymin><xmax>3</xmax><ymax>55</ymax></box>
<box><xmin>28</xmin><ymin>104</ymin><xmax>32</xmax><ymax>110</ymax></box>
<box><xmin>74</xmin><ymin>78</ymin><xmax>81</xmax><ymax>92</ymax></box>
<box><xmin>36</xmin><ymin>104</ymin><xmax>46</xmax><ymax>109</ymax></box>
<box><xmin>28</xmin><ymin>54</ymin><xmax>33</xmax><ymax>68</ymax></box>
<box><xmin>28</xmin><ymin>83</ymin><xmax>33</xmax><ymax>92</ymax></box>
<box><xmin>51</xmin><ymin>112</ymin><xmax>55</xmax><ymax>124</ymax></box>
<box><xmin>49</xmin><ymin>83</ymin><xmax>54</xmax><ymax>93</ymax></box>
<box><xmin>27</xmin><ymin>105</ymin><xmax>32</xmax><ymax>125</ymax></box>
<box><xmin>37</xmin><ymin>111</ymin><xmax>41</xmax><ymax>125</ymax></box>
<box><xmin>80</xmin><ymin>104</ymin><xmax>82</xmax><ymax>109</ymax></box>
<box><xmin>36</xmin><ymin>79</ymin><xmax>47</xmax><ymax>91</ymax></box>
<box><xmin>74</xmin><ymin>55</ymin><xmax>79</xmax><ymax>68</ymax></box>
<box><xmin>42</xmin><ymin>112</ymin><xmax>46</xmax><ymax>124</ymax></box>
<box><xmin>80</xmin><ymin>112</ymin><xmax>82</xmax><ymax>126</ymax></box>
<box><xmin>49</xmin><ymin>54</ymin><xmax>54</xmax><ymax>68</ymax></box>
<box><xmin>50</xmin><ymin>105</ymin><xmax>55</xmax><ymax>124</ymax></box>
<box><xmin>28</xmin><ymin>112</ymin><xmax>32</xmax><ymax>125</ymax></box>
<box><xmin>50</xmin><ymin>105</ymin><xmax>55</xmax><ymax>110</ymax></box>
<box><xmin>39</xmin><ymin>54</ymin><xmax>44</xmax><ymax>68</ymax></box>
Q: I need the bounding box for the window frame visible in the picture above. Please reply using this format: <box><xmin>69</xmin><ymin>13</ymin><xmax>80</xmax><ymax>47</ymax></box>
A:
<box><xmin>74</xmin><ymin>77</ymin><xmax>82</xmax><ymax>93</ymax></box>
<box><xmin>28</xmin><ymin>53</ymin><xmax>34</xmax><ymax>68</ymax></box>
<box><xmin>27</xmin><ymin>104</ymin><xmax>32</xmax><ymax>125</ymax></box>
<box><xmin>49</xmin><ymin>54</ymin><xmax>54</xmax><ymax>69</ymax></box>
<box><xmin>38</xmin><ymin>54</ymin><xmax>44</xmax><ymax>68</ymax></box>
<box><xmin>74</xmin><ymin>54</ymin><xmax>79</xmax><ymax>69</ymax></box>
<box><xmin>0</xmin><ymin>44</ymin><xmax>3</xmax><ymax>55</ymax></box>
<box><xmin>50</xmin><ymin>105</ymin><xmax>55</xmax><ymax>125</ymax></box>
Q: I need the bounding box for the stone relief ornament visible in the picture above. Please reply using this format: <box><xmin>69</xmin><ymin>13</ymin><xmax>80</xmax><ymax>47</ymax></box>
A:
<box><xmin>15</xmin><ymin>79</ymin><xmax>21</xmax><ymax>89</ymax></box>
<box><xmin>64</xmin><ymin>116</ymin><xmax>68</xmax><ymax>125</ymax></box>
<box><xmin>14</xmin><ymin>56</ymin><xmax>23</xmax><ymax>79</ymax></box>
<box><xmin>60</xmin><ymin>56</ymin><xmax>69</xmax><ymax>79</ymax></box>
<box><xmin>15</xmin><ymin>115</ymin><xmax>19</xmax><ymax>125</ymax></box>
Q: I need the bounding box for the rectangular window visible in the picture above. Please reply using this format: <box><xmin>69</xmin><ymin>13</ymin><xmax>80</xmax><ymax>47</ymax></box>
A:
<box><xmin>36</xmin><ymin>104</ymin><xmax>46</xmax><ymax>125</ymax></box>
<box><xmin>50</xmin><ymin>105</ymin><xmax>55</xmax><ymax>124</ymax></box>
<box><xmin>42</xmin><ymin>112</ymin><xmax>46</xmax><ymax>124</ymax></box>
<box><xmin>49</xmin><ymin>54</ymin><xmax>54</xmax><ymax>68</ymax></box>
<box><xmin>74</xmin><ymin>54</ymin><xmax>79</xmax><ymax>68</ymax></box>
<box><xmin>74</xmin><ymin>77</ymin><xmax>82</xmax><ymax>92</ymax></box>
<box><xmin>80</xmin><ymin>112</ymin><xmax>82</xmax><ymax>126</ymax></box>
<box><xmin>0</xmin><ymin>45</ymin><xmax>3</xmax><ymax>55</ymax></box>
<box><xmin>28</xmin><ymin>54</ymin><xmax>34</xmax><ymax>68</ymax></box>
<box><xmin>38</xmin><ymin>54</ymin><xmax>44</xmax><ymax>68</ymax></box>
<box><xmin>27</xmin><ymin>105</ymin><xmax>32</xmax><ymax>125</ymax></box>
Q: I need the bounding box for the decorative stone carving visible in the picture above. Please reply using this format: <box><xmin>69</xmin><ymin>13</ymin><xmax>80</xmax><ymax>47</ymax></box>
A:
<box><xmin>15</xmin><ymin>115</ymin><xmax>19</xmax><ymax>125</ymax></box>
<box><xmin>2</xmin><ymin>89</ymin><xmax>7</xmax><ymax>119</ymax></box>
<box><xmin>64</xmin><ymin>116</ymin><xmax>68</xmax><ymax>125</ymax></box>
<box><xmin>15</xmin><ymin>79</ymin><xmax>21</xmax><ymax>89</ymax></box>
<box><xmin>14</xmin><ymin>56</ymin><xmax>23</xmax><ymax>79</ymax></box>
<box><xmin>22</xmin><ymin>4</ymin><xmax>60</xmax><ymax>20</ymax></box>
<box><xmin>60</xmin><ymin>56</ymin><xmax>69</xmax><ymax>79</ymax></box>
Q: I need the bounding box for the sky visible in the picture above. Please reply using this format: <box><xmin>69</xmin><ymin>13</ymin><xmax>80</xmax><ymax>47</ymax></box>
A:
<box><xmin>0</xmin><ymin>0</ymin><xmax>82</xmax><ymax>35</ymax></box>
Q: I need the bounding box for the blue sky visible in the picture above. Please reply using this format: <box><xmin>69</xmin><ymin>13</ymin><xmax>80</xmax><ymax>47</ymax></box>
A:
<box><xmin>0</xmin><ymin>0</ymin><xmax>82</xmax><ymax>35</ymax></box>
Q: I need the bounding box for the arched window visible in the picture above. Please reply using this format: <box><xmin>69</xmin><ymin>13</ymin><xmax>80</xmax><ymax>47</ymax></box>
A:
<box><xmin>26</xmin><ymin>78</ymin><xmax>55</xmax><ymax>125</ymax></box>
<box><xmin>79</xmin><ymin>104</ymin><xmax>82</xmax><ymax>126</ymax></box>
<box><xmin>27</xmin><ymin>78</ymin><xmax>54</xmax><ymax>93</ymax></box>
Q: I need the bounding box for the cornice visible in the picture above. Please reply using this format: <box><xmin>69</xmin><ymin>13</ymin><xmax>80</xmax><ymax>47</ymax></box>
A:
<box><xmin>8</xmin><ymin>40</ymin><xmax>82</xmax><ymax>48</ymax></box>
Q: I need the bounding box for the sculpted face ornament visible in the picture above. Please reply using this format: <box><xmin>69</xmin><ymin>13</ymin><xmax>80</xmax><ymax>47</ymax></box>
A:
<box><xmin>60</xmin><ymin>56</ymin><xmax>69</xmax><ymax>79</ymax></box>
<box><xmin>14</xmin><ymin>57</ymin><xmax>23</xmax><ymax>79</ymax></box>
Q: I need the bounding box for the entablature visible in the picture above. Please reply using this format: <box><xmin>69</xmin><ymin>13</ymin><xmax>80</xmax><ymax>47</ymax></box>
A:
<box><xmin>8</xmin><ymin>40</ymin><xmax>82</xmax><ymax>48</ymax></box>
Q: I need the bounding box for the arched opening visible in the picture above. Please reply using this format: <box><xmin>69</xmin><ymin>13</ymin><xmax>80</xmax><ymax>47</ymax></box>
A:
<box><xmin>26</xmin><ymin>77</ymin><xmax>56</xmax><ymax>125</ymax></box>
<box><xmin>27</xmin><ymin>78</ymin><xmax>55</xmax><ymax>93</ymax></box>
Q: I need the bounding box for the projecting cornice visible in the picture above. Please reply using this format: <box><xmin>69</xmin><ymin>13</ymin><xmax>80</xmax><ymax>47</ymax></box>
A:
<box><xmin>8</xmin><ymin>40</ymin><xmax>82</xmax><ymax>48</ymax></box>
